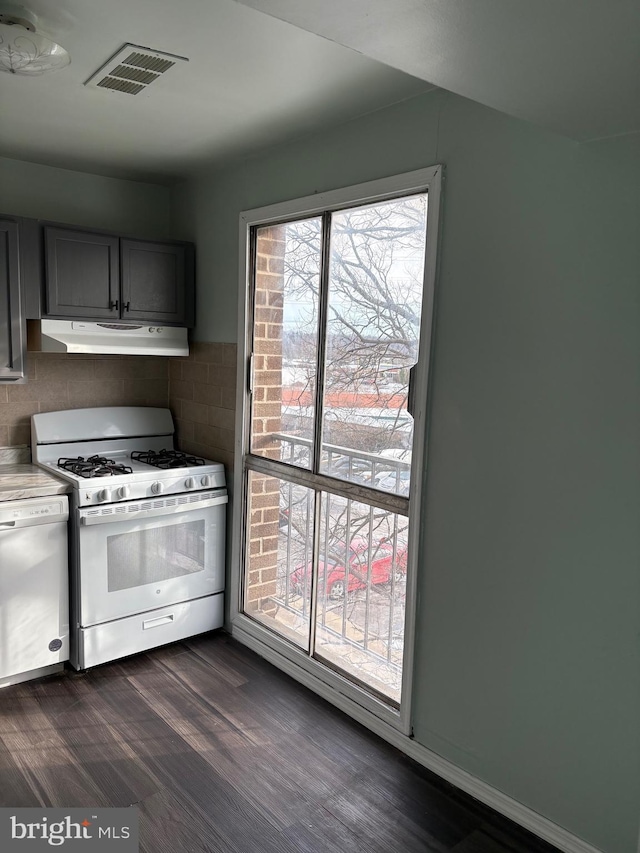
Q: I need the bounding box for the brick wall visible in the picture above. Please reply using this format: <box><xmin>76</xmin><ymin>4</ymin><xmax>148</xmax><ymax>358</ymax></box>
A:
<box><xmin>246</xmin><ymin>471</ymin><xmax>281</xmax><ymax>605</ymax></box>
<box><xmin>244</xmin><ymin>225</ymin><xmax>286</xmax><ymax>615</ymax></box>
<box><xmin>251</xmin><ymin>225</ymin><xmax>285</xmax><ymax>459</ymax></box>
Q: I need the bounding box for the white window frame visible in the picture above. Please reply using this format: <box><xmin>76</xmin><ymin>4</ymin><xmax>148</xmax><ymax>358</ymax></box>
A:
<box><xmin>230</xmin><ymin>165</ymin><xmax>443</xmax><ymax>736</ymax></box>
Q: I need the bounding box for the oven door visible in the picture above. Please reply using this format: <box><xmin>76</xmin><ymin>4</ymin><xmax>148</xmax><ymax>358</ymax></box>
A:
<box><xmin>77</xmin><ymin>490</ymin><xmax>227</xmax><ymax>627</ymax></box>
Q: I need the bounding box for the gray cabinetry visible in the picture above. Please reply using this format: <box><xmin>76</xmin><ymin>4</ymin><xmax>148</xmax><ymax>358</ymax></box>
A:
<box><xmin>43</xmin><ymin>226</ymin><xmax>193</xmax><ymax>326</ymax></box>
<box><xmin>45</xmin><ymin>227</ymin><xmax>119</xmax><ymax>319</ymax></box>
<box><xmin>121</xmin><ymin>240</ymin><xmax>188</xmax><ymax>325</ymax></box>
<box><xmin>0</xmin><ymin>220</ymin><xmax>26</xmax><ymax>383</ymax></box>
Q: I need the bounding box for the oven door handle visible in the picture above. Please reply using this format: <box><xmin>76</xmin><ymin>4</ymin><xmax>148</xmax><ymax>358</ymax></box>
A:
<box><xmin>79</xmin><ymin>493</ymin><xmax>228</xmax><ymax>526</ymax></box>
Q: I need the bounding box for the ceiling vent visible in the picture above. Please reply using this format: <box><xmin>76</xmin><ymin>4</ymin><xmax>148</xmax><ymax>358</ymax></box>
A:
<box><xmin>85</xmin><ymin>43</ymin><xmax>188</xmax><ymax>95</ymax></box>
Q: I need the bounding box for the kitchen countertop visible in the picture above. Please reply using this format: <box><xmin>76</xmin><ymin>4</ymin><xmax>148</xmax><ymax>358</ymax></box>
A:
<box><xmin>0</xmin><ymin>464</ymin><xmax>71</xmax><ymax>502</ymax></box>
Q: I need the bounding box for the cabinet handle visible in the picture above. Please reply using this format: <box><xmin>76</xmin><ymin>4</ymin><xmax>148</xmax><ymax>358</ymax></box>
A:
<box><xmin>110</xmin><ymin>300</ymin><xmax>119</xmax><ymax>311</ymax></box>
<box><xmin>124</xmin><ymin>301</ymin><xmax>131</xmax><ymax>312</ymax></box>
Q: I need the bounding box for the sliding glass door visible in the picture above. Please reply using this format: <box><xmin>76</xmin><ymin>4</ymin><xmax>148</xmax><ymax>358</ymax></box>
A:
<box><xmin>233</xmin><ymin>167</ymin><xmax>442</xmax><ymax>728</ymax></box>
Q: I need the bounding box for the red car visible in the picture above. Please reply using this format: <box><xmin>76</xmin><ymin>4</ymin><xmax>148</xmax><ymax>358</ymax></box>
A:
<box><xmin>289</xmin><ymin>538</ymin><xmax>407</xmax><ymax>599</ymax></box>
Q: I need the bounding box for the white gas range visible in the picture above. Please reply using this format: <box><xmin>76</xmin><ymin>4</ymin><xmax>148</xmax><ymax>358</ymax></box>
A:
<box><xmin>31</xmin><ymin>407</ymin><xmax>227</xmax><ymax>671</ymax></box>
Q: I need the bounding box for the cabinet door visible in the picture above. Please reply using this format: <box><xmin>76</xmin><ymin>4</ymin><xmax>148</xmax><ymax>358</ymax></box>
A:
<box><xmin>20</xmin><ymin>218</ymin><xmax>45</xmax><ymax>319</ymax></box>
<box><xmin>45</xmin><ymin>227</ymin><xmax>119</xmax><ymax>319</ymax></box>
<box><xmin>121</xmin><ymin>239</ymin><xmax>189</xmax><ymax>325</ymax></box>
<box><xmin>0</xmin><ymin>220</ymin><xmax>25</xmax><ymax>383</ymax></box>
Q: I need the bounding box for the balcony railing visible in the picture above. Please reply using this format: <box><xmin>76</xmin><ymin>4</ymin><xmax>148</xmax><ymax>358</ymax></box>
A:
<box><xmin>275</xmin><ymin>431</ymin><xmax>411</xmax><ymax>494</ymax></box>
<box><xmin>265</xmin><ymin>432</ymin><xmax>410</xmax><ymax>701</ymax></box>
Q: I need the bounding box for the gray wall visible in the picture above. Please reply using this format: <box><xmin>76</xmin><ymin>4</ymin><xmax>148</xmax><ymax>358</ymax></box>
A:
<box><xmin>0</xmin><ymin>156</ymin><xmax>172</xmax><ymax>238</ymax></box>
<box><xmin>172</xmin><ymin>91</ymin><xmax>640</xmax><ymax>853</ymax></box>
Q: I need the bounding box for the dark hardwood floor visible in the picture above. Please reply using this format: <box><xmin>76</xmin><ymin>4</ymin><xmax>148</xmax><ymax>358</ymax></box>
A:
<box><xmin>0</xmin><ymin>633</ymin><xmax>560</xmax><ymax>853</ymax></box>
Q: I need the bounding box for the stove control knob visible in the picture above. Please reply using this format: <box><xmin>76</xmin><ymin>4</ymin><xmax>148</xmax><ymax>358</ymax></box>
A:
<box><xmin>117</xmin><ymin>486</ymin><xmax>130</xmax><ymax>500</ymax></box>
<box><xmin>98</xmin><ymin>488</ymin><xmax>111</xmax><ymax>502</ymax></box>
<box><xmin>151</xmin><ymin>481</ymin><xmax>163</xmax><ymax>495</ymax></box>
<box><xmin>185</xmin><ymin>477</ymin><xmax>195</xmax><ymax>490</ymax></box>
<box><xmin>201</xmin><ymin>475</ymin><xmax>211</xmax><ymax>488</ymax></box>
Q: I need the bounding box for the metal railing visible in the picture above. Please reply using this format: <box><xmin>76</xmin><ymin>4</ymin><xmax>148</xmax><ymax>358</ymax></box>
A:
<box><xmin>275</xmin><ymin>432</ymin><xmax>411</xmax><ymax>495</ymax></box>
<box><xmin>268</xmin><ymin>432</ymin><xmax>410</xmax><ymax>697</ymax></box>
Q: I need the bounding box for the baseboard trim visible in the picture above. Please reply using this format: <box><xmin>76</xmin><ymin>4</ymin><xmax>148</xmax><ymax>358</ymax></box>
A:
<box><xmin>399</xmin><ymin>740</ymin><xmax>603</xmax><ymax>853</ymax></box>
<box><xmin>232</xmin><ymin>625</ymin><xmax>604</xmax><ymax>853</ymax></box>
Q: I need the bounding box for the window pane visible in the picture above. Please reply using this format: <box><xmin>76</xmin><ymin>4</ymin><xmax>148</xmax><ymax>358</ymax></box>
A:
<box><xmin>320</xmin><ymin>194</ymin><xmax>427</xmax><ymax>496</ymax></box>
<box><xmin>250</xmin><ymin>218</ymin><xmax>321</xmax><ymax>469</ymax></box>
<box><xmin>314</xmin><ymin>495</ymin><xmax>408</xmax><ymax>703</ymax></box>
<box><xmin>244</xmin><ymin>471</ymin><xmax>315</xmax><ymax>650</ymax></box>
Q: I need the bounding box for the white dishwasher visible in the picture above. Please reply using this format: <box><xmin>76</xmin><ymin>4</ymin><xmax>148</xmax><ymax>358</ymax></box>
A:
<box><xmin>0</xmin><ymin>494</ymin><xmax>70</xmax><ymax>687</ymax></box>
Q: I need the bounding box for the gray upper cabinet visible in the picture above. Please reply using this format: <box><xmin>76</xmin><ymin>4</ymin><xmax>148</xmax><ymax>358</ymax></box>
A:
<box><xmin>121</xmin><ymin>240</ymin><xmax>188</xmax><ymax>325</ymax></box>
<box><xmin>0</xmin><ymin>220</ymin><xmax>26</xmax><ymax>383</ymax></box>
<box><xmin>45</xmin><ymin>227</ymin><xmax>120</xmax><ymax>319</ymax></box>
<box><xmin>43</xmin><ymin>226</ymin><xmax>194</xmax><ymax>326</ymax></box>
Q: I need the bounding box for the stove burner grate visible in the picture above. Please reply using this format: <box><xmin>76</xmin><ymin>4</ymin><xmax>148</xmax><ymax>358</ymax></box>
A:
<box><xmin>131</xmin><ymin>449</ymin><xmax>206</xmax><ymax>469</ymax></box>
<box><xmin>58</xmin><ymin>455</ymin><xmax>134</xmax><ymax>478</ymax></box>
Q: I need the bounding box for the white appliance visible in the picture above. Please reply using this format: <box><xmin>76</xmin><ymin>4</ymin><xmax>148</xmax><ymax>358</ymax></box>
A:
<box><xmin>0</xmin><ymin>494</ymin><xmax>69</xmax><ymax>687</ymax></box>
<box><xmin>31</xmin><ymin>319</ymin><xmax>189</xmax><ymax>357</ymax></box>
<box><xmin>31</xmin><ymin>407</ymin><xmax>227</xmax><ymax>670</ymax></box>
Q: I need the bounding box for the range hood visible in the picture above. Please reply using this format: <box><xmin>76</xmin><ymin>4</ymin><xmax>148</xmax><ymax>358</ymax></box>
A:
<box><xmin>28</xmin><ymin>320</ymin><xmax>189</xmax><ymax>357</ymax></box>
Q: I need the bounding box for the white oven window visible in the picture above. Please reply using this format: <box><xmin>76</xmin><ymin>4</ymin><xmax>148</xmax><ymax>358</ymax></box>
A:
<box><xmin>107</xmin><ymin>519</ymin><xmax>205</xmax><ymax>592</ymax></box>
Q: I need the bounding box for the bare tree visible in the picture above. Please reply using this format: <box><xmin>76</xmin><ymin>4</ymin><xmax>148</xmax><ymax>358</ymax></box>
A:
<box><xmin>276</xmin><ymin>195</ymin><xmax>426</xmax><ymax>615</ymax></box>
<box><xmin>282</xmin><ymin>195</ymin><xmax>427</xmax><ymax>457</ymax></box>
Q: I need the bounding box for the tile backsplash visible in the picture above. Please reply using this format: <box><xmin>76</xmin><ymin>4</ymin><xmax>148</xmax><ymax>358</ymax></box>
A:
<box><xmin>0</xmin><ymin>345</ymin><xmax>237</xmax><ymax>471</ymax></box>
<box><xmin>0</xmin><ymin>353</ymin><xmax>169</xmax><ymax>449</ymax></box>
<box><xmin>169</xmin><ymin>342</ymin><xmax>237</xmax><ymax>471</ymax></box>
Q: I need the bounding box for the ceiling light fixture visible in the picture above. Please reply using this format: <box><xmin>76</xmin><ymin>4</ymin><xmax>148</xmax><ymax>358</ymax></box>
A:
<box><xmin>0</xmin><ymin>3</ymin><xmax>70</xmax><ymax>75</ymax></box>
